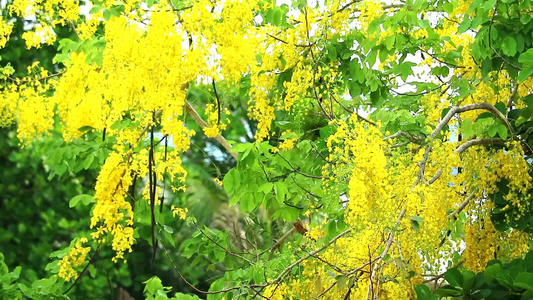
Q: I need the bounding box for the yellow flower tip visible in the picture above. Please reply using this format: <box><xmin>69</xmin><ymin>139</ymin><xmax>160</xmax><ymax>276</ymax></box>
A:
<box><xmin>171</xmin><ymin>206</ymin><xmax>188</xmax><ymax>220</ymax></box>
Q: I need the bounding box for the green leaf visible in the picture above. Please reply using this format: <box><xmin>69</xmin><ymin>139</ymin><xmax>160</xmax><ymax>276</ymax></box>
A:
<box><xmin>174</xmin><ymin>293</ymin><xmax>201</xmax><ymax>299</ymax></box>
<box><xmin>496</xmin><ymin>124</ymin><xmax>508</xmax><ymax>140</ymax></box>
<box><xmin>467</xmin><ymin>0</ymin><xmax>483</xmax><ymax>13</ymax></box>
<box><xmin>45</xmin><ymin>260</ymin><xmax>59</xmax><ymax>273</ymax></box>
<box><xmin>519</xmin><ymin>49</ymin><xmax>533</xmax><ymax>65</ymax></box>
<box><xmin>431</xmin><ymin>66</ymin><xmax>449</xmax><ymax>77</ymax></box>
<box><xmin>410</xmin><ymin>216</ymin><xmax>423</xmax><ymax>232</ymax></box>
<box><xmin>488</xmin><ymin>124</ymin><xmax>498</xmax><ymax>137</ymax></box>
<box><xmin>78</xmin><ymin>126</ymin><xmax>94</xmax><ymax>132</ymax></box>
<box><xmin>471</xmin><ymin>288</ymin><xmax>491</xmax><ymax>299</ymax></box>
<box><xmin>461</xmin><ymin>118</ymin><xmax>473</xmax><ymax>138</ymax></box>
<box><xmin>274</xmin><ymin>181</ymin><xmax>287</xmax><ymax>203</ymax></box>
<box><xmin>297</xmin><ymin>140</ymin><xmax>312</xmax><ymax>153</ymax></box>
<box><xmin>435</xmin><ymin>286</ymin><xmax>462</xmax><ymax>296</ymax></box>
<box><xmin>88</xmin><ymin>264</ymin><xmax>97</xmax><ymax>278</ymax></box>
<box><xmin>501</xmin><ymin>36</ymin><xmax>517</xmax><ymax>56</ymax></box>
<box><xmin>163</xmin><ymin>225</ymin><xmax>173</xmax><ymax>234</ymax></box>
<box><xmin>271</xmin><ymin>206</ymin><xmax>300</xmax><ymax>221</ymax></box>
<box><xmin>103</xmin><ymin>9</ymin><xmax>112</xmax><ymax>21</ymax></box>
<box><xmin>457</xmin><ymin>18</ymin><xmax>472</xmax><ymax>34</ymax></box>
<box><xmin>481</xmin><ymin>0</ymin><xmax>496</xmax><ymax>10</ymax></box>
<box><xmin>521</xmin><ymin>14</ymin><xmax>532</xmax><ymax>24</ymax></box>
<box><xmin>162</xmin><ymin>230</ymin><xmax>176</xmax><ymax>247</ymax></box>
<box><xmin>272</xmin><ymin>9</ymin><xmax>282</xmax><ymax>26</ymax></box>
<box><xmin>462</xmin><ymin>270</ymin><xmax>475</xmax><ymax>294</ymax></box>
<box><xmin>392</xmin><ymin>61</ymin><xmax>416</xmax><ymax>81</ymax></box>
<box><xmin>384</xmin><ymin>35</ymin><xmax>395</xmax><ymax>51</ymax></box>
<box><xmin>418</xmin><ymin>19</ymin><xmax>430</xmax><ymax>29</ymax></box>
<box><xmin>514</xmin><ymin>272</ymin><xmax>533</xmax><ymax>291</ymax></box>
<box><xmin>444</xmin><ymin>268</ymin><xmax>463</xmax><ymax>288</ymax></box>
<box><xmin>336</xmin><ymin>275</ymin><xmax>347</xmax><ymax>291</ymax></box>
<box><xmin>69</xmin><ymin>194</ymin><xmax>94</xmax><ymax>208</ymax></box>
<box><xmin>144</xmin><ymin>276</ymin><xmax>164</xmax><ymax>295</ymax></box>
<box><xmin>89</xmin><ymin>6</ymin><xmax>101</xmax><ymax>14</ymax></box>
<box><xmin>349</xmin><ymin>81</ymin><xmax>361</xmax><ymax>98</ymax></box>
<box><xmin>110</xmin><ymin>119</ymin><xmax>131</xmax><ymax>130</ymax></box>
<box><xmin>83</xmin><ymin>155</ymin><xmax>94</xmax><ymax>170</ymax></box>
<box><xmin>319</xmin><ymin>125</ymin><xmax>336</xmax><ymax>138</ymax></box>
<box><xmin>231</xmin><ymin>143</ymin><xmax>252</xmax><ymax>153</ymax></box>
<box><xmin>327</xmin><ymin>44</ymin><xmax>337</xmax><ymax>61</ymax></box>
<box><xmin>257</xmin><ymin>141</ymin><xmax>274</xmax><ymax>156</ymax></box>
<box><xmin>258</xmin><ymin>182</ymin><xmax>273</xmax><ymax>193</ymax></box>
<box><xmin>223</xmin><ymin>169</ymin><xmax>236</xmax><ymax>193</ymax></box>
<box><xmin>494</xmin><ymin>101</ymin><xmax>506</xmax><ymax>114</ymax></box>
<box><xmin>238</xmin><ymin>192</ymin><xmax>253</xmax><ymax>211</ymax></box>
<box><xmin>518</xmin><ymin>67</ymin><xmax>533</xmax><ymax>82</ymax></box>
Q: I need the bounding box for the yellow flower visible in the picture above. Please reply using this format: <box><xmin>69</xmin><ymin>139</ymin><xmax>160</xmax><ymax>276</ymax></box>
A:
<box><xmin>58</xmin><ymin>238</ymin><xmax>91</xmax><ymax>282</ymax></box>
<box><xmin>171</xmin><ymin>206</ymin><xmax>188</xmax><ymax>220</ymax></box>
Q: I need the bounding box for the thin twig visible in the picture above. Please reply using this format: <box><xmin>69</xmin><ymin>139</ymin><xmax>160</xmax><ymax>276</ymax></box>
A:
<box><xmin>383</xmin><ymin>131</ymin><xmax>424</xmax><ymax>144</ymax></box>
<box><xmin>366</xmin><ymin>209</ymin><xmax>406</xmax><ymax>300</ymax></box>
<box><xmin>268</xmin><ymin>227</ymin><xmax>296</xmax><ymax>261</ymax></box>
<box><xmin>194</xmin><ymin>222</ymin><xmax>254</xmax><ymax>265</ymax></box>
<box><xmin>316</xmin><ymin>281</ymin><xmax>337</xmax><ymax>298</ymax></box>
<box><xmin>390</xmin><ymin>82</ymin><xmax>448</xmax><ymax>96</ymax></box>
<box><xmin>64</xmin><ymin>243</ymin><xmax>101</xmax><ymax>294</ymax></box>
<box><xmin>488</xmin><ymin>0</ymin><xmax>522</xmax><ymax>71</ymax></box>
<box><xmin>163</xmin><ymin>246</ymin><xmax>249</xmax><ymax>294</ymax></box>
<box><xmin>276</xmin><ymin>154</ymin><xmax>326</xmax><ymax>179</ymax></box>
<box><xmin>269</xmin><ymin>229</ymin><xmax>351</xmax><ymax>284</ymax></box>
<box><xmin>212</xmin><ymin>80</ymin><xmax>221</xmax><ymax>125</ymax></box>
<box><xmin>149</xmin><ymin>112</ymin><xmax>157</xmax><ymax>269</ymax></box>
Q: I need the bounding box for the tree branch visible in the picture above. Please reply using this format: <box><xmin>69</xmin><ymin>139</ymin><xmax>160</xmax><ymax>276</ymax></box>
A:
<box><xmin>455</xmin><ymin>138</ymin><xmax>507</xmax><ymax>154</ymax></box>
<box><xmin>269</xmin><ymin>229</ymin><xmax>351</xmax><ymax>284</ymax></box>
<box><xmin>268</xmin><ymin>221</ymin><xmax>308</xmax><ymax>260</ymax></box>
<box><xmin>383</xmin><ymin>131</ymin><xmax>424</xmax><ymax>144</ymax></box>
<box><xmin>184</xmin><ymin>100</ymin><xmax>238</xmax><ymax>160</ymax></box>
<box><xmin>488</xmin><ymin>0</ymin><xmax>522</xmax><ymax>71</ymax></box>
<box><xmin>194</xmin><ymin>222</ymin><xmax>254</xmax><ymax>265</ymax></box>
<box><xmin>417</xmin><ymin>103</ymin><xmax>514</xmax><ymax>184</ymax></box>
<box><xmin>64</xmin><ymin>243</ymin><xmax>101</xmax><ymax>294</ymax></box>
<box><xmin>429</xmin><ymin>103</ymin><xmax>513</xmax><ymax>142</ymax></box>
<box><xmin>367</xmin><ymin>209</ymin><xmax>406</xmax><ymax>300</ymax></box>
<box><xmin>448</xmin><ymin>192</ymin><xmax>475</xmax><ymax>219</ymax></box>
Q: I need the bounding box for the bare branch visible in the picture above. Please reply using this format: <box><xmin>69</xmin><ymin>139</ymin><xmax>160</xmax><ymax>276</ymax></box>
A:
<box><xmin>425</xmin><ymin>138</ymin><xmax>508</xmax><ymax>183</ymax></box>
<box><xmin>367</xmin><ymin>209</ymin><xmax>406</xmax><ymax>299</ymax></box>
<box><xmin>383</xmin><ymin>131</ymin><xmax>424</xmax><ymax>144</ymax></box>
<box><xmin>194</xmin><ymin>222</ymin><xmax>254</xmax><ymax>265</ymax></box>
<box><xmin>429</xmin><ymin>103</ymin><xmax>513</xmax><ymax>142</ymax></box>
<box><xmin>428</xmin><ymin>168</ymin><xmax>442</xmax><ymax>184</ymax></box>
<box><xmin>455</xmin><ymin>138</ymin><xmax>507</xmax><ymax>154</ymax></box>
<box><xmin>448</xmin><ymin>192</ymin><xmax>475</xmax><ymax>219</ymax></box>
<box><xmin>163</xmin><ymin>246</ymin><xmax>248</xmax><ymax>295</ymax></box>
<box><xmin>317</xmin><ymin>281</ymin><xmax>337</xmax><ymax>298</ymax></box>
<box><xmin>269</xmin><ymin>229</ymin><xmax>351</xmax><ymax>284</ymax></box>
<box><xmin>268</xmin><ymin>221</ymin><xmax>308</xmax><ymax>261</ymax></box>
<box><xmin>276</xmin><ymin>154</ymin><xmax>326</xmax><ymax>179</ymax></box>
<box><xmin>417</xmin><ymin>103</ymin><xmax>514</xmax><ymax>184</ymax></box>
<box><xmin>64</xmin><ymin>243</ymin><xmax>101</xmax><ymax>295</ymax></box>
<box><xmin>184</xmin><ymin>101</ymin><xmax>238</xmax><ymax>160</ymax></box>
<box><xmin>414</xmin><ymin>146</ymin><xmax>432</xmax><ymax>186</ymax></box>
